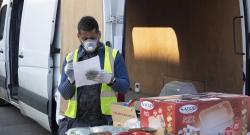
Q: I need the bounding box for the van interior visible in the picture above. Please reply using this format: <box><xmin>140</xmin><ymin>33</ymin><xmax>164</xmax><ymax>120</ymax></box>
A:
<box><xmin>124</xmin><ymin>0</ymin><xmax>245</xmax><ymax>96</ymax></box>
<box><xmin>9</xmin><ymin>0</ymin><xmax>24</xmax><ymax>100</ymax></box>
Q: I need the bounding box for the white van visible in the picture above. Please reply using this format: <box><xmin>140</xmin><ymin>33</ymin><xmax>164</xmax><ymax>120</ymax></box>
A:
<box><xmin>0</xmin><ymin>0</ymin><xmax>249</xmax><ymax>134</ymax></box>
<box><xmin>0</xmin><ymin>0</ymin><xmax>59</xmax><ymax>133</ymax></box>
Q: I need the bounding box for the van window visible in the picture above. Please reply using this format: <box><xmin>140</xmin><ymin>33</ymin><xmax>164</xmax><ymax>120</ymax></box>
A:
<box><xmin>0</xmin><ymin>5</ymin><xmax>7</xmax><ymax>40</ymax></box>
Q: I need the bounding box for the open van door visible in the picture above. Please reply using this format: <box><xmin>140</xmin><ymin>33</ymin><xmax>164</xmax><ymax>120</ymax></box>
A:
<box><xmin>18</xmin><ymin>0</ymin><xmax>58</xmax><ymax>130</ymax></box>
<box><xmin>103</xmin><ymin>0</ymin><xmax>126</xmax><ymax>101</ymax></box>
<box><xmin>0</xmin><ymin>0</ymin><xmax>10</xmax><ymax>101</ymax></box>
<box><xmin>103</xmin><ymin>0</ymin><xmax>125</xmax><ymax>54</ymax></box>
<box><xmin>243</xmin><ymin>0</ymin><xmax>250</xmax><ymax>96</ymax></box>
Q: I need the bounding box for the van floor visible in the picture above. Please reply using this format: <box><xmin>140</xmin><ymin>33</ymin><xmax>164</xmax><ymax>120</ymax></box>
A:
<box><xmin>0</xmin><ymin>105</ymin><xmax>49</xmax><ymax>135</ymax></box>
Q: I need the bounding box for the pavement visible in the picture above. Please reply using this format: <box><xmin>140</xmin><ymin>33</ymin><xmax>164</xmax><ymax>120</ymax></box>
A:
<box><xmin>0</xmin><ymin>105</ymin><xmax>50</xmax><ymax>135</ymax></box>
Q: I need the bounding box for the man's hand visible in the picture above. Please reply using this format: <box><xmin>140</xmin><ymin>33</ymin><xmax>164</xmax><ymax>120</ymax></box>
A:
<box><xmin>86</xmin><ymin>70</ymin><xmax>113</xmax><ymax>84</ymax></box>
<box><xmin>65</xmin><ymin>59</ymin><xmax>75</xmax><ymax>83</ymax></box>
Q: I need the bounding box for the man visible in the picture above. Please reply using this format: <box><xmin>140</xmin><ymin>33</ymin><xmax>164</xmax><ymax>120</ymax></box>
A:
<box><xmin>58</xmin><ymin>16</ymin><xmax>130</xmax><ymax>135</ymax></box>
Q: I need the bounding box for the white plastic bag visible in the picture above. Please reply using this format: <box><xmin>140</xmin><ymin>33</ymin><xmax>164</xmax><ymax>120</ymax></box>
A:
<box><xmin>66</xmin><ymin>128</ymin><xmax>91</xmax><ymax>135</ymax></box>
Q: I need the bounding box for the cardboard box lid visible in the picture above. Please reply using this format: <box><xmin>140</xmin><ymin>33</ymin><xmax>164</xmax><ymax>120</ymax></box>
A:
<box><xmin>111</xmin><ymin>103</ymin><xmax>137</xmax><ymax>127</ymax></box>
<box><xmin>141</xmin><ymin>92</ymin><xmax>249</xmax><ymax>103</ymax></box>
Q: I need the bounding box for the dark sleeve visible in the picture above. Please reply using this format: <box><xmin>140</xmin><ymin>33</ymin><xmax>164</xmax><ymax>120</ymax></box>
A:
<box><xmin>110</xmin><ymin>52</ymin><xmax>130</xmax><ymax>94</ymax></box>
<box><xmin>58</xmin><ymin>58</ymin><xmax>75</xmax><ymax>100</ymax></box>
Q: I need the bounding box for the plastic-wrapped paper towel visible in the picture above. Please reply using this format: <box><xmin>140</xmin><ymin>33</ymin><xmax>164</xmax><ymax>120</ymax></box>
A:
<box><xmin>160</xmin><ymin>81</ymin><xmax>197</xmax><ymax>96</ymax></box>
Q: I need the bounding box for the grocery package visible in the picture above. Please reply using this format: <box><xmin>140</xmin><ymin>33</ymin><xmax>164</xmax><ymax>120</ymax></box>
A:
<box><xmin>140</xmin><ymin>93</ymin><xmax>250</xmax><ymax>135</ymax></box>
<box><xmin>66</xmin><ymin>126</ymin><xmax>128</xmax><ymax>135</ymax></box>
<box><xmin>160</xmin><ymin>81</ymin><xmax>197</xmax><ymax>96</ymax></box>
<box><xmin>66</xmin><ymin>126</ymin><xmax>164</xmax><ymax>135</ymax></box>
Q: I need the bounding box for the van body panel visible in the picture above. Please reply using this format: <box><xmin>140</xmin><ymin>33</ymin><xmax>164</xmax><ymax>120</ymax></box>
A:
<box><xmin>17</xmin><ymin>0</ymin><xmax>58</xmax><ymax>131</ymax></box>
<box><xmin>18</xmin><ymin>0</ymin><xmax>57</xmax><ymax>69</ymax></box>
<box><xmin>243</xmin><ymin>0</ymin><xmax>250</xmax><ymax>95</ymax></box>
<box><xmin>240</xmin><ymin>0</ymin><xmax>247</xmax><ymax>95</ymax></box>
<box><xmin>19</xmin><ymin>101</ymin><xmax>50</xmax><ymax>131</ymax></box>
<box><xmin>0</xmin><ymin>0</ymin><xmax>11</xmax><ymax>100</ymax></box>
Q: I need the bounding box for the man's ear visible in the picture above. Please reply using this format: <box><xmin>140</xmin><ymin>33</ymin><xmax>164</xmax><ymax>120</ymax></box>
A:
<box><xmin>98</xmin><ymin>31</ymin><xmax>101</xmax><ymax>40</ymax></box>
<box><xmin>77</xmin><ymin>33</ymin><xmax>82</xmax><ymax>42</ymax></box>
<box><xmin>77</xmin><ymin>32</ymin><xmax>80</xmax><ymax>39</ymax></box>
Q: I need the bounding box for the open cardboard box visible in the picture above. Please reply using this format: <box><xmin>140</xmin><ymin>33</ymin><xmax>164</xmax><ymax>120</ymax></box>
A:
<box><xmin>111</xmin><ymin>102</ymin><xmax>167</xmax><ymax>135</ymax></box>
<box><xmin>110</xmin><ymin>102</ymin><xmax>137</xmax><ymax>127</ymax></box>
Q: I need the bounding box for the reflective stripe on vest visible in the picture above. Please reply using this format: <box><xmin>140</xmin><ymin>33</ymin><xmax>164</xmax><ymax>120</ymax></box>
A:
<box><xmin>100</xmin><ymin>46</ymin><xmax>118</xmax><ymax>115</ymax></box>
<box><xmin>64</xmin><ymin>49</ymin><xmax>78</xmax><ymax>118</ymax></box>
<box><xmin>64</xmin><ymin>46</ymin><xmax>118</xmax><ymax>118</ymax></box>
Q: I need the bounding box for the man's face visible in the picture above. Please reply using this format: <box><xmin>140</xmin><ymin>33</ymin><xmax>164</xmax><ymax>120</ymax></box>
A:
<box><xmin>77</xmin><ymin>29</ymin><xmax>100</xmax><ymax>43</ymax></box>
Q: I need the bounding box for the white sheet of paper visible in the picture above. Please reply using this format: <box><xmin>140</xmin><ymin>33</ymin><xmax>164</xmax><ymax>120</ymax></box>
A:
<box><xmin>114</xmin><ymin>35</ymin><xmax>123</xmax><ymax>54</ymax></box>
<box><xmin>73</xmin><ymin>56</ymin><xmax>101</xmax><ymax>87</ymax></box>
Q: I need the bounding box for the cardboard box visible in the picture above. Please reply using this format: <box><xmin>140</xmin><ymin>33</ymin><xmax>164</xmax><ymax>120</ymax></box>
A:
<box><xmin>111</xmin><ymin>102</ymin><xmax>137</xmax><ymax>127</ymax></box>
<box><xmin>140</xmin><ymin>93</ymin><xmax>250</xmax><ymax>135</ymax></box>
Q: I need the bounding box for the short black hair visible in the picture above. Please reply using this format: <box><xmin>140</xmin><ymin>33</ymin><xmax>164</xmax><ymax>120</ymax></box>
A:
<box><xmin>78</xmin><ymin>16</ymin><xmax>99</xmax><ymax>33</ymax></box>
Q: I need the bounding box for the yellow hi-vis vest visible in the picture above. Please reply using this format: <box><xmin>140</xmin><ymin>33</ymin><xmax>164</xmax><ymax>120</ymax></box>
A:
<box><xmin>64</xmin><ymin>45</ymin><xmax>118</xmax><ymax>119</ymax></box>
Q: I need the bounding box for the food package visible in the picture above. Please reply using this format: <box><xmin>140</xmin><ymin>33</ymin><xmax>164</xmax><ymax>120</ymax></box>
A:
<box><xmin>140</xmin><ymin>93</ymin><xmax>250</xmax><ymax>135</ymax></box>
<box><xmin>67</xmin><ymin>126</ymin><xmax>128</xmax><ymax>135</ymax></box>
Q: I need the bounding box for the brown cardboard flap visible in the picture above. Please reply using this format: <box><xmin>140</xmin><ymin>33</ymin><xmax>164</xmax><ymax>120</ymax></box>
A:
<box><xmin>110</xmin><ymin>103</ymin><xmax>137</xmax><ymax>127</ymax></box>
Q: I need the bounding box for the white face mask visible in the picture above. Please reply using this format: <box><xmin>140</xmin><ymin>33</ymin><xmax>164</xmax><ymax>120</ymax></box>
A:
<box><xmin>81</xmin><ymin>39</ymin><xmax>98</xmax><ymax>53</ymax></box>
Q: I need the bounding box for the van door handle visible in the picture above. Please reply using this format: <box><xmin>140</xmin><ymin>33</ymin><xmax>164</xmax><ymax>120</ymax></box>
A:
<box><xmin>233</xmin><ymin>16</ymin><xmax>245</xmax><ymax>55</ymax></box>
<box><xmin>0</xmin><ymin>48</ymin><xmax>3</xmax><ymax>53</ymax></box>
<box><xmin>18</xmin><ymin>54</ymin><xmax>24</xmax><ymax>58</ymax></box>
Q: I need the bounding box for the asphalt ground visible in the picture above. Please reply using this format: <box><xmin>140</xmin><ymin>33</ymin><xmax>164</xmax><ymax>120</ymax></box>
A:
<box><xmin>0</xmin><ymin>105</ymin><xmax>50</xmax><ymax>135</ymax></box>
